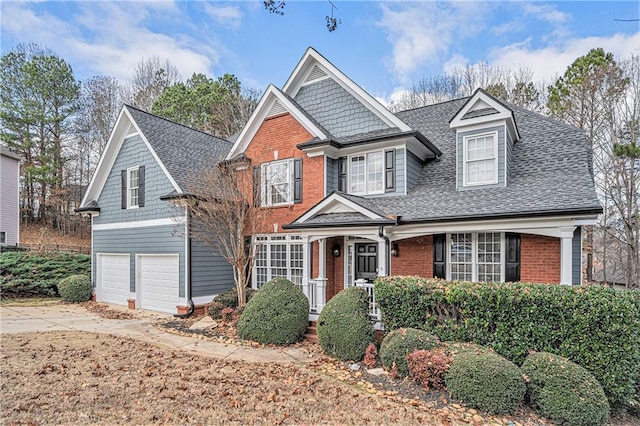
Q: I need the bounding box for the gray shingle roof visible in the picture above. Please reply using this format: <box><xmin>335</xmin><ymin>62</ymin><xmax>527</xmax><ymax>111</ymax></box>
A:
<box><xmin>126</xmin><ymin>106</ymin><xmax>232</xmax><ymax>191</ymax></box>
<box><xmin>363</xmin><ymin>98</ymin><xmax>602</xmax><ymax>222</ymax></box>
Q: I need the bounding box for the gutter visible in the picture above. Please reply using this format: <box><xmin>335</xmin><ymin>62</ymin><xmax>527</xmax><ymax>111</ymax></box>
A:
<box><xmin>174</xmin><ymin>208</ymin><xmax>194</xmax><ymax>318</ymax></box>
<box><xmin>397</xmin><ymin>207</ymin><xmax>603</xmax><ymax>225</ymax></box>
<box><xmin>378</xmin><ymin>225</ymin><xmax>391</xmax><ymax>276</ymax></box>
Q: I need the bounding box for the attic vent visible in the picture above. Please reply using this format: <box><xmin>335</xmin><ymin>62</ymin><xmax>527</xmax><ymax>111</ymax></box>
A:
<box><xmin>267</xmin><ymin>100</ymin><xmax>287</xmax><ymax>117</ymax></box>
<box><xmin>304</xmin><ymin>65</ymin><xmax>327</xmax><ymax>83</ymax></box>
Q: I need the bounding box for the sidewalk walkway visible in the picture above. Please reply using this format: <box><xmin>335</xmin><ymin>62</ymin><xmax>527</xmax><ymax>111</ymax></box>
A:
<box><xmin>0</xmin><ymin>304</ymin><xmax>314</xmax><ymax>364</ymax></box>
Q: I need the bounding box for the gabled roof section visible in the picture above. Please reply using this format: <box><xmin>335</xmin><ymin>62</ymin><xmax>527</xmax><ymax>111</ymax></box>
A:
<box><xmin>1</xmin><ymin>144</ymin><xmax>21</xmax><ymax>161</ymax></box>
<box><xmin>450</xmin><ymin>88</ymin><xmax>520</xmax><ymax>140</ymax></box>
<box><xmin>283</xmin><ymin>191</ymin><xmax>395</xmax><ymax>229</ymax></box>
<box><xmin>225</xmin><ymin>84</ymin><xmax>330</xmax><ymax>160</ymax></box>
<box><xmin>283</xmin><ymin>47</ymin><xmax>412</xmax><ymax>137</ymax></box>
<box><xmin>80</xmin><ymin>105</ymin><xmax>231</xmax><ymax>208</ymax></box>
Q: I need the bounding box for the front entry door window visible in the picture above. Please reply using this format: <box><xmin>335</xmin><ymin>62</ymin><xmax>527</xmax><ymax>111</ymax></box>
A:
<box><xmin>355</xmin><ymin>243</ymin><xmax>378</xmax><ymax>283</ymax></box>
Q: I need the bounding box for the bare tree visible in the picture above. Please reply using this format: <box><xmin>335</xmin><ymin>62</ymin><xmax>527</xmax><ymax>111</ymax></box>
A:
<box><xmin>126</xmin><ymin>55</ymin><xmax>181</xmax><ymax>112</ymax></box>
<box><xmin>174</xmin><ymin>160</ymin><xmax>265</xmax><ymax>306</ymax></box>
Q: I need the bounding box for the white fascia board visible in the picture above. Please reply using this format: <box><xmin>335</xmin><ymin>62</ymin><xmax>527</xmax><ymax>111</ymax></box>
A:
<box><xmin>295</xmin><ymin>193</ymin><xmax>383</xmax><ymax>224</ymax></box>
<box><xmin>225</xmin><ymin>85</ymin><xmax>327</xmax><ymax>160</ymax></box>
<box><xmin>388</xmin><ymin>215</ymin><xmax>596</xmax><ymax>240</ymax></box>
<box><xmin>450</xmin><ymin>90</ymin><xmax>514</xmax><ymax>129</ymax></box>
<box><xmin>93</xmin><ymin>216</ymin><xmax>185</xmax><ymax>231</ymax></box>
<box><xmin>283</xmin><ymin>47</ymin><xmax>412</xmax><ymax>132</ymax></box>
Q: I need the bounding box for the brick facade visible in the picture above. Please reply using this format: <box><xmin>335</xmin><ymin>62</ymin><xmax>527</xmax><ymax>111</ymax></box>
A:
<box><xmin>244</xmin><ymin>113</ymin><xmax>325</xmax><ymax>234</ymax></box>
<box><xmin>391</xmin><ymin>236</ymin><xmax>434</xmax><ymax>278</ymax></box>
<box><xmin>520</xmin><ymin>233</ymin><xmax>561</xmax><ymax>284</ymax></box>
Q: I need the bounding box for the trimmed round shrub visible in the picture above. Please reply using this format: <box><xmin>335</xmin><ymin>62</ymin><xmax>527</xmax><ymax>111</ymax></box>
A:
<box><xmin>521</xmin><ymin>352</ymin><xmax>610</xmax><ymax>426</ymax></box>
<box><xmin>214</xmin><ymin>286</ymin><xmax>257</xmax><ymax>309</ymax></box>
<box><xmin>57</xmin><ymin>274</ymin><xmax>92</xmax><ymax>303</ymax></box>
<box><xmin>236</xmin><ymin>278</ymin><xmax>309</xmax><ymax>345</ymax></box>
<box><xmin>317</xmin><ymin>286</ymin><xmax>374</xmax><ymax>361</ymax></box>
<box><xmin>380</xmin><ymin>328</ymin><xmax>440</xmax><ymax>378</ymax></box>
<box><xmin>445</xmin><ymin>350</ymin><xmax>526</xmax><ymax>414</ymax></box>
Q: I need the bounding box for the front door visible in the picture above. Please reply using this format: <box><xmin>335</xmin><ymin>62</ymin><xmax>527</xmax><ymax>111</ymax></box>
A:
<box><xmin>355</xmin><ymin>243</ymin><xmax>378</xmax><ymax>283</ymax></box>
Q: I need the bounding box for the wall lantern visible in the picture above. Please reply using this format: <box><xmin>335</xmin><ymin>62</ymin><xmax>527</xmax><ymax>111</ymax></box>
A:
<box><xmin>332</xmin><ymin>243</ymin><xmax>341</xmax><ymax>257</ymax></box>
<box><xmin>391</xmin><ymin>243</ymin><xmax>399</xmax><ymax>257</ymax></box>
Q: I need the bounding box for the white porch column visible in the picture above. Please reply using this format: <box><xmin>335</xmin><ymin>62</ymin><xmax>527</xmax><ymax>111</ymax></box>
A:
<box><xmin>301</xmin><ymin>236</ymin><xmax>310</xmax><ymax>299</ymax></box>
<box><xmin>377</xmin><ymin>240</ymin><xmax>388</xmax><ymax>277</ymax></box>
<box><xmin>559</xmin><ymin>226</ymin><xmax>576</xmax><ymax>285</ymax></box>
<box><xmin>316</xmin><ymin>238</ymin><xmax>327</xmax><ymax>311</ymax></box>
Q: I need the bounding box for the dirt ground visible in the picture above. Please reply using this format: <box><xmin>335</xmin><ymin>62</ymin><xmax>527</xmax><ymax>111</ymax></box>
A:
<box><xmin>1</xmin><ymin>331</ymin><xmax>444</xmax><ymax>425</ymax></box>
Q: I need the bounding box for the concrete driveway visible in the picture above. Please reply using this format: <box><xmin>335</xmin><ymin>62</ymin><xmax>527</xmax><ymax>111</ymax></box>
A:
<box><xmin>0</xmin><ymin>304</ymin><xmax>313</xmax><ymax>364</ymax></box>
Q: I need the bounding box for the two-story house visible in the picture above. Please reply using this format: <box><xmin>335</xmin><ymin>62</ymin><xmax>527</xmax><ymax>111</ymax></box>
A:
<box><xmin>227</xmin><ymin>47</ymin><xmax>601</xmax><ymax>321</ymax></box>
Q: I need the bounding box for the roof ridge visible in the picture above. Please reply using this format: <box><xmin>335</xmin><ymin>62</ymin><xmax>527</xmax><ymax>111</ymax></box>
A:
<box><xmin>394</xmin><ymin>95</ymin><xmax>470</xmax><ymax>115</ymax></box>
<box><xmin>124</xmin><ymin>104</ymin><xmax>232</xmax><ymax>146</ymax></box>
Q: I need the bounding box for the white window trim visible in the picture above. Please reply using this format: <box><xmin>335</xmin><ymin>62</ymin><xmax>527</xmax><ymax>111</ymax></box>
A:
<box><xmin>447</xmin><ymin>232</ymin><xmax>505</xmax><ymax>282</ymax></box>
<box><xmin>126</xmin><ymin>166</ymin><xmax>140</xmax><ymax>209</ymax></box>
<box><xmin>348</xmin><ymin>150</ymin><xmax>385</xmax><ymax>196</ymax></box>
<box><xmin>261</xmin><ymin>159</ymin><xmax>294</xmax><ymax>207</ymax></box>
<box><xmin>252</xmin><ymin>234</ymin><xmax>303</xmax><ymax>289</ymax></box>
<box><xmin>462</xmin><ymin>131</ymin><xmax>499</xmax><ymax>187</ymax></box>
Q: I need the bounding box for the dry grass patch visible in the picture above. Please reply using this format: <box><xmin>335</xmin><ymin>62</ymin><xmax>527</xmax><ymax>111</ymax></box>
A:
<box><xmin>1</xmin><ymin>331</ymin><xmax>441</xmax><ymax>425</ymax></box>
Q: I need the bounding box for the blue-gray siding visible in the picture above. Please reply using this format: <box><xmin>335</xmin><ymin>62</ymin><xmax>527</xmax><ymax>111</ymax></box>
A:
<box><xmin>456</xmin><ymin>125</ymin><xmax>506</xmax><ymax>190</ymax></box>
<box><xmin>406</xmin><ymin>150</ymin><xmax>422</xmax><ymax>191</ymax></box>
<box><xmin>0</xmin><ymin>153</ymin><xmax>20</xmax><ymax>246</ymax></box>
<box><xmin>94</xmin><ymin>135</ymin><xmax>181</xmax><ymax>225</ymax></box>
<box><xmin>294</xmin><ymin>78</ymin><xmax>388</xmax><ymax>138</ymax></box>
<box><xmin>506</xmin><ymin>130</ymin><xmax>514</xmax><ymax>183</ymax></box>
<box><xmin>326</xmin><ymin>157</ymin><xmax>337</xmax><ymax>194</ymax></box>
<box><xmin>190</xmin><ymin>239</ymin><xmax>234</xmax><ymax>297</ymax></box>
<box><xmin>572</xmin><ymin>226</ymin><xmax>582</xmax><ymax>285</ymax></box>
<box><xmin>93</xmin><ymin>225</ymin><xmax>186</xmax><ymax>296</ymax></box>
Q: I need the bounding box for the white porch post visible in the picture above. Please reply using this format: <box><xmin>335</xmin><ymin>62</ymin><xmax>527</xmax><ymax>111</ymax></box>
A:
<box><xmin>301</xmin><ymin>236</ymin><xmax>310</xmax><ymax>300</ymax></box>
<box><xmin>559</xmin><ymin>226</ymin><xmax>576</xmax><ymax>285</ymax></box>
<box><xmin>316</xmin><ymin>238</ymin><xmax>327</xmax><ymax>311</ymax></box>
<box><xmin>377</xmin><ymin>240</ymin><xmax>388</xmax><ymax>277</ymax></box>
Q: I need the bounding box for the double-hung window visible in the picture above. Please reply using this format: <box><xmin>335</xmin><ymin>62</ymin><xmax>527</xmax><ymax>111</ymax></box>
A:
<box><xmin>349</xmin><ymin>151</ymin><xmax>384</xmax><ymax>195</ymax></box>
<box><xmin>449</xmin><ymin>232</ymin><xmax>503</xmax><ymax>282</ymax></box>
<box><xmin>261</xmin><ymin>160</ymin><xmax>293</xmax><ymax>206</ymax></box>
<box><xmin>463</xmin><ymin>132</ymin><xmax>498</xmax><ymax>186</ymax></box>
<box><xmin>127</xmin><ymin>167</ymin><xmax>140</xmax><ymax>208</ymax></box>
<box><xmin>253</xmin><ymin>235</ymin><xmax>304</xmax><ymax>288</ymax></box>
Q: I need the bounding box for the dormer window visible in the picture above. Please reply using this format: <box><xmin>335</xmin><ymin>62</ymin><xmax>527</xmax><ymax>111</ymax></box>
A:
<box><xmin>463</xmin><ymin>132</ymin><xmax>498</xmax><ymax>186</ymax></box>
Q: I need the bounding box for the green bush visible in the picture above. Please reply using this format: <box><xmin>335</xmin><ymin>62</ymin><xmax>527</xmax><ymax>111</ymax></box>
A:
<box><xmin>57</xmin><ymin>274</ymin><xmax>92</xmax><ymax>303</ymax></box>
<box><xmin>317</xmin><ymin>287</ymin><xmax>374</xmax><ymax>361</ymax></box>
<box><xmin>522</xmin><ymin>352</ymin><xmax>610</xmax><ymax>426</ymax></box>
<box><xmin>0</xmin><ymin>252</ymin><xmax>91</xmax><ymax>297</ymax></box>
<box><xmin>445</xmin><ymin>349</ymin><xmax>526</xmax><ymax>414</ymax></box>
<box><xmin>375</xmin><ymin>276</ymin><xmax>640</xmax><ymax>411</ymax></box>
<box><xmin>380</xmin><ymin>328</ymin><xmax>439</xmax><ymax>378</ymax></box>
<box><xmin>214</xmin><ymin>286</ymin><xmax>257</xmax><ymax>308</ymax></box>
<box><xmin>236</xmin><ymin>278</ymin><xmax>308</xmax><ymax>345</ymax></box>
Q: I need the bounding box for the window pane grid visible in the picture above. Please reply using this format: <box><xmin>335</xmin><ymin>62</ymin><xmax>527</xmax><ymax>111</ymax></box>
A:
<box><xmin>465</xmin><ymin>134</ymin><xmax>496</xmax><ymax>185</ymax></box>
<box><xmin>263</xmin><ymin>161</ymin><xmax>292</xmax><ymax>206</ymax></box>
<box><xmin>350</xmin><ymin>156</ymin><xmax>365</xmax><ymax>193</ymax></box>
<box><xmin>366</xmin><ymin>152</ymin><xmax>383</xmax><ymax>193</ymax></box>
<box><xmin>128</xmin><ymin>168</ymin><xmax>139</xmax><ymax>207</ymax></box>
<box><xmin>450</xmin><ymin>233</ymin><xmax>473</xmax><ymax>281</ymax></box>
<box><xmin>477</xmin><ymin>232</ymin><xmax>501</xmax><ymax>282</ymax></box>
<box><xmin>254</xmin><ymin>235</ymin><xmax>304</xmax><ymax>288</ymax></box>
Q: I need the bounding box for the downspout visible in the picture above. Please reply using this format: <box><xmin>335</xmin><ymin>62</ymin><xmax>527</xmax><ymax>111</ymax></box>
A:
<box><xmin>174</xmin><ymin>207</ymin><xmax>194</xmax><ymax>318</ymax></box>
<box><xmin>378</xmin><ymin>225</ymin><xmax>391</xmax><ymax>276</ymax></box>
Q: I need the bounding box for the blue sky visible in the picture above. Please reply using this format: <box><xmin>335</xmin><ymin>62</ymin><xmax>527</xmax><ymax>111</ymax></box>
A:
<box><xmin>1</xmin><ymin>1</ymin><xmax>639</xmax><ymax>103</ymax></box>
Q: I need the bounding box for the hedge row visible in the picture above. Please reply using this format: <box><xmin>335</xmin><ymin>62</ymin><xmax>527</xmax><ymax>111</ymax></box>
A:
<box><xmin>1</xmin><ymin>252</ymin><xmax>91</xmax><ymax>297</ymax></box>
<box><xmin>375</xmin><ymin>276</ymin><xmax>640</xmax><ymax>411</ymax></box>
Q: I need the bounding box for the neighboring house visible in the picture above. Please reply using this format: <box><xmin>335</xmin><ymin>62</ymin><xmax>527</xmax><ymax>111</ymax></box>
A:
<box><xmin>77</xmin><ymin>106</ymin><xmax>234</xmax><ymax>314</ymax></box>
<box><xmin>226</xmin><ymin>47</ymin><xmax>602</xmax><ymax>321</ymax></box>
<box><xmin>0</xmin><ymin>144</ymin><xmax>21</xmax><ymax>247</ymax></box>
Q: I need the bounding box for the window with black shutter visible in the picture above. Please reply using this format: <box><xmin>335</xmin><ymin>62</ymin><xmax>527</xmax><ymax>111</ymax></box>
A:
<box><xmin>385</xmin><ymin>149</ymin><xmax>395</xmax><ymax>192</ymax></box>
<box><xmin>293</xmin><ymin>158</ymin><xmax>302</xmax><ymax>204</ymax></box>
<box><xmin>338</xmin><ymin>156</ymin><xmax>347</xmax><ymax>192</ymax></box>
<box><xmin>433</xmin><ymin>234</ymin><xmax>446</xmax><ymax>278</ymax></box>
<box><xmin>505</xmin><ymin>233</ymin><xmax>521</xmax><ymax>282</ymax></box>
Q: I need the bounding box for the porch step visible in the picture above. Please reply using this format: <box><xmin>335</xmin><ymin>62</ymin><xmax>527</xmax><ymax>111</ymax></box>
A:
<box><xmin>304</xmin><ymin>322</ymin><xmax>318</xmax><ymax>343</ymax></box>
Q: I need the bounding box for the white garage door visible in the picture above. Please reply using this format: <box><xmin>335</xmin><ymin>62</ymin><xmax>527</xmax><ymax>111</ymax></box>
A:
<box><xmin>139</xmin><ymin>254</ymin><xmax>179</xmax><ymax>314</ymax></box>
<box><xmin>97</xmin><ymin>254</ymin><xmax>130</xmax><ymax>306</ymax></box>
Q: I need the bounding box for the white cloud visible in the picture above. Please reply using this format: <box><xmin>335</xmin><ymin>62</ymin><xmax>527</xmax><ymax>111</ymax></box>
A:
<box><xmin>488</xmin><ymin>32</ymin><xmax>640</xmax><ymax>82</ymax></box>
<box><xmin>377</xmin><ymin>2</ymin><xmax>490</xmax><ymax>83</ymax></box>
<box><xmin>522</xmin><ymin>3</ymin><xmax>569</xmax><ymax>24</ymax></box>
<box><xmin>202</xmin><ymin>4</ymin><xmax>243</xmax><ymax>29</ymax></box>
<box><xmin>1</xmin><ymin>2</ymin><xmax>219</xmax><ymax>83</ymax></box>
<box><xmin>443</xmin><ymin>54</ymin><xmax>469</xmax><ymax>74</ymax></box>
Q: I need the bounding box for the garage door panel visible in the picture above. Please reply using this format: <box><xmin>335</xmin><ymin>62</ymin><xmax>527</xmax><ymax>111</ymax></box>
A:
<box><xmin>97</xmin><ymin>254</ymin><xmax>130</xmax><ymax>306</ymax></box>
<box><xmin>139</xmin><ymin>255</ymin><xmax>179</xmax><ymax>314</ymax></box>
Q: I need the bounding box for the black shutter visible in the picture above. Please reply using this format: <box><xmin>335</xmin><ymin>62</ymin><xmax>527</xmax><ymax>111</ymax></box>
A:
<box><xmin>293</xmin><ymin>158</ymin><xmax>302</xmax><ymax>204</ymax></box>
<box><xmin>433</xmin><ymin>234</ymin><xmax>446</xmax><ymax>279</ymax></box>
<box><xmin>121</xmin><ymin>170</ymin><xmax>127</xmax><ymax>209</ymax></box>
<box><xmin>505</xmin><ymin>233</ymin><xmax>521</xmax><ymax>282</ymax></box>
<box><xmin>137</xmin><ymin>166</ymin><xmax>145</xmax><ymax>207</ymax></box>
<box><xmin>338</xmin><ymin>156</ymin><xmax>347</xmax><ymax>192</ymax></box>
<box><xmin>385</xmin><ymin>149</ymin><xmax>395</xmax><ymax>192</ymax></box>
<box><xmin>253</xmin><ymin>166</ymin><xmax>261</xmax><ymax>207</ymax></box>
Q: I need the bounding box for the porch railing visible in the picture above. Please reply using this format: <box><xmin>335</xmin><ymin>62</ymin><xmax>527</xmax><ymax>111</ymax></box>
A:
<box><xmin>301</xmin><ymin>278</ymin><xmax>326</xmax><ymax>313</ymax></box>
<box><xmin>355</xmin><ymin>279</ymin><xmax>381</xmax><ymax>321</ymax></box>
